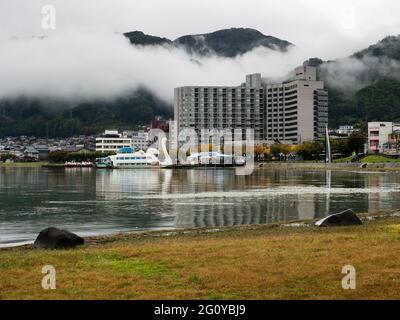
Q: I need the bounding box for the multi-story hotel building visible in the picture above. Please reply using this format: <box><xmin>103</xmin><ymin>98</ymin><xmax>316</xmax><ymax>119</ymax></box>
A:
<box><xmin>265</xmin><ymin>66</ymin><xmax>328</xmax><ymax>143</ymax></box>
<box><xmin>174</xmin><ymin>73</ymin><xmax>265</xmax><ymax>142</ymax></box>
<box><xmin>174</xmin><ymin>66</ymin><xmax>328</xmax><ymax>145</ymax></box>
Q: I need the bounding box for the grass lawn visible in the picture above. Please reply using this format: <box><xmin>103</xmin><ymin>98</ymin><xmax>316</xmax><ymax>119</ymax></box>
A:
<box><xmin>334</xmin><ymin>155</ymin><xmax>357</xmax><ymax>163</ymax></box>
<box><xmin>361</xmin><ymin>155</ymin><xmax>400</xmax><ymax>163</ymax></box>
<box><xmin>0</xmin><ymin>217</ymin><xmax>399</xmax><ymax>300</ymax></box>
<box><xmin>0</xmin><ymin>162</ymin><xmax>49</xmax><ymax>168</ymax></box>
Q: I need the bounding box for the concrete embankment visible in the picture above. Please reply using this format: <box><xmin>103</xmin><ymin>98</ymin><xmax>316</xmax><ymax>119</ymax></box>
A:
<box><xmin>257</xmin><ymin>162</ymin><xmax>400</xmax><ymax>171</ymax></box>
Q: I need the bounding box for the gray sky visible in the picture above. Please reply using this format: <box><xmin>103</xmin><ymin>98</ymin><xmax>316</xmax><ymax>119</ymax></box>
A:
<box><xmin>2</xmin><ymin>0</ymin><xmax>400</xmax><ymax>59</ymax></box>
<box><xmin>0</xmin><ymin>0</ymin><xmax>399</xmax><ymax>101</ymax></box>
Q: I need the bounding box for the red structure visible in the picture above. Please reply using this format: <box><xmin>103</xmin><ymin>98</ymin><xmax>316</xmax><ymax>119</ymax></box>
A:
<box><xmin>151</xmin><ymin>117</ymin><xmax>170</xmax><ymax>133</ymax></box>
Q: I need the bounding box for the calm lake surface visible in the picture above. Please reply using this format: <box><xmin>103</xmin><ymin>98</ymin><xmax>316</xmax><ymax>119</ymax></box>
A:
<box><xmin>1</xmin><ymin>167</ymin><xmax>400</xmax><ymax>247</ymax></box>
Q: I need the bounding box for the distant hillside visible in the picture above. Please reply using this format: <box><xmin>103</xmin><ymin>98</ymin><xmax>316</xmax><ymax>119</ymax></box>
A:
<box><xmin>303</xmin><ymin>35</ymin><xmax>400</xmax><ymax>127</ymax></box>
<box><xmin>173</xmin><ymin>28</ymin><xmax>293</xmax><ymax>57</ymax></box>
<box><xmin>353</xmin><ymin>35</ymin><xmax>400</xmax><ymax>60</ymax></box>
<box><xmin>123</xmin><ymin>28</ymin><xmax>293</xmax><ymax>57</ymax></box>
<box><xmin>0</xmin><ymin>89</ymin><xmax>172</xmax><ymax>138</ymax></box>
<box><xmin>329</xmin><ymin>78</ymin><xmax>400</xmax><ymax>127</ymax></box>
<box><xmin>123</xmin><ymin>31</ymin><xmax>172</xmax><ymax>46</ymax></box>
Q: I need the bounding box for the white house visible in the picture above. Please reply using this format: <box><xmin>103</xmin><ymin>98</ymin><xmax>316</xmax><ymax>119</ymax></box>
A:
<box><xmin>95</xmin><ymin>130</ymin><xmax>132</xmax><ymax>153</ymax></box>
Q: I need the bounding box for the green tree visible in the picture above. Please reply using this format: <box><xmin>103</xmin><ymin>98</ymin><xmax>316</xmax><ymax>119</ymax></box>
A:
<box><xmin>48</xmin><ymin>151</ymin><xmax>70</xmax><ymax>163</ymax></box>
<box><xmin>348</xmin><ymin>131</ymin><xmax>365</xmax><ymax>154</ymax></box>
<box><xmin>280</xmin><ymin>144</ymin><xmax>292</xmax><ymax>155</ymax></box>
<box><xmin>297</xmin><ymin>141</ymin><xmax>324</xmax><ymax>161</ymax></box>
<box><xmin>270</xmin><ymin>144</ymin><xmax>282</xmax><ymax>159</ymax></box>
<box><xmin>0</xmin><ymin>153</ymin><xmax>18</xmax><ymax>162</ymax></box>
<box><xmin>331</xmin><ymin>138</ymin><xmax>350</xmax><ymax>156</ymax></box>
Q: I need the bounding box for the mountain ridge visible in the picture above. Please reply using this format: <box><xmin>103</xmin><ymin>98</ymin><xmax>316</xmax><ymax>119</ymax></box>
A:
<box><xmin>124</xmin><ymin>27</ymin><xmax>293</xmax><ymax>57</ymax></box>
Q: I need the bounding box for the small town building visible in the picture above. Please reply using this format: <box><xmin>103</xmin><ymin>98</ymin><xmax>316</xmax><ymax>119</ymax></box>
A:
<box><xmin>95</xmin><ymin>130</ymin><xmax>132</xmax><ymax>152</ymax></box>
<box><xmin>131</xmin><ymin>131</ymin><xmax>151</xmax><ymax>151</ymax></box>
<box><xmin>368</xmin><ymin>122</ymin><xmax>400</xmax><ymax>154</ymax></box>
<box><xmin>24</xmin><ymin>147</ymin><xmax>39</xmax><ymax>160</ymax></box>
<box><xmin>34</xmin><ymin>145</ymin><xmax>50</xmax><ymax>160</ymax></box>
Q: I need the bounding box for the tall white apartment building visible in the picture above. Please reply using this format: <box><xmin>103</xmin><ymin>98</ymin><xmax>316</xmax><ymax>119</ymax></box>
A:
<box><xmin>95</xmin><ymin>130</ymin><xmax>132</xmax><ymax>152</ymax></box>
<box><xmin>265</xmin><ymin>66</ymin><xmax>328</xmax><ymax>143</ymax></box>
<box><xmin>174</xmin><ymin>73</ymin><xmax>265</xmax><ymax>142</ymax></box>
<box><xmin>174</xmin><ymin>66</ymin><xmax>328</xmax><ymax>145</ymax></box>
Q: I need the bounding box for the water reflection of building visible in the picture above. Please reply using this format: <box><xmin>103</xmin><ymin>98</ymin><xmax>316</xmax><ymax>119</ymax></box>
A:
<box><xmin>92</xmin><ymin>168</ymin><xmax>400</xmax><ymax>230</ymax></box>
<box><xmin>95</xmin><ymin>169</ymin><xmax>173</xmax><ymax>200</ymax></box>
<box><xmin>6</xmin><ymin>166</ymin><xmax>400</xmax><ymax>247</ymax></box>
<box><xmin>173</xmin><ymin>192</ymin><xmax>322</xmax><ymax>229</ymax></box>
<box><xmin>366</xmin><ymin>173</ymin><xmax>400</xmax><ymax>213</ymax></box>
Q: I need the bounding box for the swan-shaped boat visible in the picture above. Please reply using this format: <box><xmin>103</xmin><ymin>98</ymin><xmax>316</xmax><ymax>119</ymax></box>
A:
<box><xmin>94</xmin><ymin>137</ymin><xmax>173</xmax><ymax>169</ymax></box>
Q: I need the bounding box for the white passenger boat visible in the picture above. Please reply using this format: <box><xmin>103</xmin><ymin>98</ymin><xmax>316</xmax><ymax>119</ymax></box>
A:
<box><xmin>107</xmin><ymin>147</ymin><xmax>160</xmax><ymax>168</ymax></box>
<box><xmin>187</xmin><ymin>152</ymin><xmax>246</xmax><ymax>166</ymax></box>
<box><xmin>94</xmin><ymin>138</ymin><xmax>173</xmax><ymax>169</ymax></box>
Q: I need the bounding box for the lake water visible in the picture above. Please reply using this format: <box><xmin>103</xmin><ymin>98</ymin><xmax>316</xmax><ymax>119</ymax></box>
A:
<box><xmin>1</xmin><ymin>167</ymin><xmax>400</xmax><ymax>247</ymax></box>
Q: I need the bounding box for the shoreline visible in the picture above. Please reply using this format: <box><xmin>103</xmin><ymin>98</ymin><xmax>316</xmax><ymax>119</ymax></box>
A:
<box><xmin>0</xmin><ymin>213</ymin><xmax>399</xmax><ymax>299</ymax></box>
<box><xmin>2</xmin><ymin>161</ymin><xmax>400</xmax><ymax>172</ymax></box>
<box><xmin>81</xmin><ymin>210</ymin><xmax>400</xmax><ymax>246</ymax></box>
<box><xmin>0</xmin><ymin>162</ymin><xmax>50</xmax><ymax>168</ymax></box>
<box><xmin>3</xmin><ymin>210</ymin><xmax>398</xmax><ymax>251</ymax></box>
<box><xmin>256</xmin><ymin>162</ymin><xmax>400</xmax><ymax>172</ymax></box>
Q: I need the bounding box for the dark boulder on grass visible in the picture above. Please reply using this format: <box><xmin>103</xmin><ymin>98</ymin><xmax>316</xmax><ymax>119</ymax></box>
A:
<box><xmin>315</xmin><ymin>209</ymin><xmax>362</xmax><ymax>227</ymax></box>
<box><xmin>33</xmin><ymin>227</ymin><xmax>84</xmax><ymax>249</ymax></box>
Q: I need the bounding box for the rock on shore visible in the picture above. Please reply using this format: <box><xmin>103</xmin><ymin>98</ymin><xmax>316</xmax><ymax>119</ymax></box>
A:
<box><xmin>33</xmin><ymin>227</ymin><xmax>84</xmax><ymax>249</ymax></box>
<box><xmin>315</xmin><ymin>209</ymin><xmax>363</xmax><ymax>227</ymax></box>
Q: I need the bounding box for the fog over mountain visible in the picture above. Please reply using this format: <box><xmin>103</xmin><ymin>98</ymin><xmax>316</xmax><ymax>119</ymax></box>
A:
<box><xmin>319</xmin><ymin>35</ymin><xmax>400</xmax><ymax>96</ymax></box>
<box><xmin>0</xmin><ymin>30</ymin><xmax>302</xmax><ymax>102</ymax></box>
<box><xmin>1</xmin><ymin>0</ymin><xmax>400</xmax><ymax>136</ymax></box>
<box><xmin>2</xmin><ymin>29</ymin><xmax>400</xmax><ymax>103</ymax></box>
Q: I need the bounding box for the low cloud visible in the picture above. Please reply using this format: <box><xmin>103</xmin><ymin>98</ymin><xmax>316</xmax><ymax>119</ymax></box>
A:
<box><xmin>320</xmin><ymin>55</ymin><xmax>400</xmax><ymax>95</ymax></box>
<box><xmin>1</xmin><ymin>31</ymin><xmax>399</xmax><ymax>105</ymax></box>
<box><xmin>0</xmin><ymin>32</ymin><xmax>308</xmax><ymax>103</ymax></box>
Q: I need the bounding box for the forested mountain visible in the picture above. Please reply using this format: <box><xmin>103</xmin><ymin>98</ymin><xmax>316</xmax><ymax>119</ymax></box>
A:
<box><xmin>124</xmin><ymin>28</ymin><xmax>293</xmax><ymax>57</ymax></box>
<box><xmin>172</xmin><ymin>28</ymin><xmax>293</xmax><ymax>57</ymax></box>
<box><xmin>310</xmin><ymin>35</ymin><xmax>400</xmax><ymax>127</ymax></box>
<box><xmin>123</xmin><ymin>31</ymin><xmax>172</xmax><ymax>46</ymax></box>
<box><xmin>328</xmin><ymin>78</ymin><xmax>400</xmax><ymax>127</ymax></box>
<box><xmin>0</xmin><ymin>89</ymin><xmax>171</xmax><ymax>137</ymax></box>
<box><xmin>353</xmin><ymin>35</ymin><xmax>400</xmax><ymax>60</ymax></box>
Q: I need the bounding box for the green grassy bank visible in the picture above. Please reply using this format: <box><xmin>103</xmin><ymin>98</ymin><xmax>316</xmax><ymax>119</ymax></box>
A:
<box><xmin>0</xmin><ymin>162</ymin><xmax>50</xmax><ymax>168</ymax></box>
<box><xmin>0</xmin><ymin>216</ymin><xmax>399</xmax><ymax>300</ymax></box>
